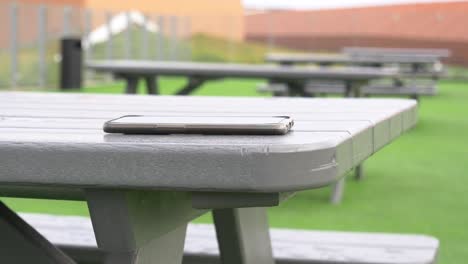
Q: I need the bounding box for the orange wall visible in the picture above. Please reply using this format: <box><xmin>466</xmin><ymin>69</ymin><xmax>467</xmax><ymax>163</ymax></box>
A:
<box><xmin>85</xmin><ymin>0</ymin><xmax>244</xmax><ymax>40</ymax></box>
<box><xmin>0</xmin><ymin>0</ymin><xmax>84</xmax><ymax>5</ymax></box>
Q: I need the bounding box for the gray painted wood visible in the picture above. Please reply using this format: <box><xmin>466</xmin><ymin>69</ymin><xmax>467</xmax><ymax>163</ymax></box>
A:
<box><xmin>302</xmin><ymin>83</ymin><xmax>437</xmax><ymax>97</ymax></box>
<box><xmin>20</xmin><ymin>213</ymin><xmax>440</xmax><ymax>264</ymax></box>
<box><xmin>0</xmin><ymin>92</ymin><xmax>417</xmax><ymax>197</ymax></box>
<box><xmin>257</xmin><ymin>78</ymin><xmax>414</xmax><ymax>203</ymax></box>
<box><xmin>330</xmin><ymin>178</ymin><xmax>346</xmax><ymax>204</ymax></box>
<box><xmin>0</xmin><ymin>202</ymin><xmax>76</xmax><ymax>264</ymax></box>
<box><xmin>342</xmin><ymin>47</ymin><xmax>450</xmax><ymax>59</ymax></box>
<box><xmin>86</xmin><ymin>60</ymin><xmax>397</xmax><ymax>81</ymax></box>
<box><xmin>362</xmin><ymin>85</ymin><xmax>438</xmax><ymax>96</ymax></box>
<box><xmin>266</xmin><ymin>52</ymin><xmax>445</xmax><ymax>79</ymax></box>
<box><xmin>213</xmin><ymin>208</ymin><xmax>274</xmax><ymax>264</ymax></box>
<box><xmin>266</xmin><ymin>53</ymin><xmax>441</xmax><ymax>65</ymax></box>
<box><xmin>86</xmin><ymin>60</ymin><xmax>397</xmax><ymax>95</ymax></box>
<box><xmin>85</xmin><ymin>190</ymin><xmax>205</xmax><ymax>264</ymax></box>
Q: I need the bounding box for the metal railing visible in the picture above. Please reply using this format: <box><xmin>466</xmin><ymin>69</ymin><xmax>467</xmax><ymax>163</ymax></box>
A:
<box><xmin>1</xmin><ymin>1</ymin><xmax>192</xmax><ymax>89</ymax></box>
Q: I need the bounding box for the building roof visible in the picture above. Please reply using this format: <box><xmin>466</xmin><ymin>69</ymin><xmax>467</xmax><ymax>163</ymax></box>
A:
<box><xmin>243</xmin><ymin>0</ymin><xmax>466</xmax><ymax>11</ymax></box>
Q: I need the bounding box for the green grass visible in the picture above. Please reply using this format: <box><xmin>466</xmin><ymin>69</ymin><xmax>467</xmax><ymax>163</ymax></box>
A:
<box><xmin>2</xmin><ymin>79</ymin><xmax>468</xmax><ymax>264</ymax></box>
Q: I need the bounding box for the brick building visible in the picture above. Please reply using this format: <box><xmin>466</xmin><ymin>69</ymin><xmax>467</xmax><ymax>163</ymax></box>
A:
<box><xmin>245</xmin><ymin>1</ymin><xmax>468</xmax><ymax>65</ymax></box>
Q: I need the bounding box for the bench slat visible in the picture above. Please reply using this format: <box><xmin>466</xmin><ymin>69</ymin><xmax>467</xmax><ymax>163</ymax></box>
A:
<box><xmin>20</xmin><ymin>213</ymin><xmax>439</xmax><ymax>264</ymax></box>
<box><xmin>257</xmin><ymin>82</ymin><xmax>437</xmax><ymax>97</ymax></box>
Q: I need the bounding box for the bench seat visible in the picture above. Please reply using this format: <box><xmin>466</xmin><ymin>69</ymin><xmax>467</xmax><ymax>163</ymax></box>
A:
<box><xmin>362</xmin><ymin>84</ymin><xmax>437</xmax><ymax>96</ymax></box>
<box><xmin>258</xmin><ymin>79</ymin><xmax>437</xmax><ymax>98</ymax></box>
<box><xmin>20</xmin><ymin>213</ymin><xmax>439</xmax><ymax>264</ymax></box>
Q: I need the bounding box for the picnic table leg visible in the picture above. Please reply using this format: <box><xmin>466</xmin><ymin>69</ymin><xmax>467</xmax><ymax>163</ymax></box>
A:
<box><xmin>176</xmin><ymin>77</ymin><xmax>205</xmax><ymax>95</ymax></box>
<box><xmin>144</xmin><ymin>76</ymin><xmax>159</xmax><ymax>95</ymax></box>
<box><xmin>279</xmin><ymin>62</ymin><xmax>293</xmax><ymax>67</ymax></box>
<box><xmin>330</xmin><ymin>178</ymin><xmax>345</xmax><ymax>204</ymax></box>
<box><xmin>85</xmin><ymin>190</ymin><xmax>206</xmax><ymax>264</ymax></box>
<box><xmin>268</xmin><ymin>80</ymin><xmax>290</xmax><ymax>97</ymax></box>
<box><xmin>355</xmin><ymin>164</ymin><xmax>364</xmax><ymax>181</ymax></box>
<box><xmin>213</xmin><ymin>207</ymin><xmax>274</xmax><ymax>264</ymax></box>
<box><xmin>287</xmin><ymin>82</ymin><xmax>306</xmax><ymax>97</ymax></box>
<box><xmin>0</xmin><ymin>201</ymin><xmax>76</xmax><ymax>264</ymax></box>
<box><xmin>344</xmin><ymin>81</ymin><xmax>353</xmax><ymax>98</ymax></box>
<box><xmin>273</xmin><ymin>90</ymin><xmax>289</xmax><ymax>97</ymax></box>
<box><xmin>125</xmin><ymin>76</ymin><xmax>139</xmax><ymax>94</ymax></box>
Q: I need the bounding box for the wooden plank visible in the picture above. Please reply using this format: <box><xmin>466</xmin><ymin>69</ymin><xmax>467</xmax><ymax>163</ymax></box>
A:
<box><xmin>0</xmin><ymin>111</ymin><xmax>413</xmax><ymax>153</ymax></box>
<box><xmin>343</xmin><ymin>47</ymin><xmax>450</xmax><ymax>58</ymax></box>
<box><xmin>85</xmin><ymin>60</ymin><xmax>397</xmax><ymax>81</ymax></box>
<box><xmin>21</xmin><ymin>213</ymin><xmax>440</xmax><ymax>264</ymax></box>
<box><xmin>0</xmin><ymin>113</ymin><xmax>397</xmax><ymax>151</ymax></box>
<box><xmin>0</xmin><ymin>93</ymin><xmax>417</xmax><ymax>110</ymax></box>
<box><xmin>304</xmin><ymin>84</ymin><xmax>437</xmax><ymax>96</ymax></box>
<box><xmin>362</xmin><ymin>85</ymin><xmax>437</xmax><ymax>96</ymax></box>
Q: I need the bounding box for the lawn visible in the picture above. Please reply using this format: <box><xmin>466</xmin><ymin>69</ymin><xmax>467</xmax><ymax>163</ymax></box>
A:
<box><xmin>2</xmin><ymin>79</ymin><xmax>467</xmax><ymax>264</ymax></box>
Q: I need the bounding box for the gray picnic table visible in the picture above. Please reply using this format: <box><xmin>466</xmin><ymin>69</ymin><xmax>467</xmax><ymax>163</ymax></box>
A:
<box><xmin>266</xmin><ymin>50</ymin><xmax>448</xmax><ymax>100</ymax></box>
<box><xmin>86</xmin><ymin>60</ymin><xmax>397</xmax><ymax>97</ymax></box>
<box><xmin>0</xmin><ymin>92</ymin><xmax>418</xmax><ymax>264</ymax></box>
<box><xmin>265</xmin><ymin>52</ymin><xmax>445</xmax><ymax>77</ymax></box>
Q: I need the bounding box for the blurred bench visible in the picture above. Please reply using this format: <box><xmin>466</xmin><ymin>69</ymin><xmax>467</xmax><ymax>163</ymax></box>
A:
<box><xmin>342</xmin><ymin>47</ymin><xmax>451</xmax><ymax>59</ymax></box>
<box><xmin>258</xmin><ymin>81</ymin><xmax>437</xmax><ymax>100</ymax></box>
<box><xmin>21</xmin><ymin>213</ymin><xmax>439</xmax><ymax>264</ymax></box>
<box><xmin>362</xmin><ymin>84</ymin><xmax>437</xmax><ymax>99</ymax></box>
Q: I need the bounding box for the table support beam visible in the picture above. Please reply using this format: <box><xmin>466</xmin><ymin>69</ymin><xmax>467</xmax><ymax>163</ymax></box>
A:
<box><xmin>176</xmin><ymin>77</ymin><xmax>206</xmax><ymax>95</ymax></box>
<box><xmin>85</xmin><ymin>190</ymin><xmax>206</xmax><ymax>264</ymax></box>
<box><xmin>0</xmin><ymin>201</ymin><xmax>76</xmax><ymax>264</ymax></box>
<box><xmin>213</xmin><ymin>207</ymin><xmax>274</xmax><ymax>264</ymax></box>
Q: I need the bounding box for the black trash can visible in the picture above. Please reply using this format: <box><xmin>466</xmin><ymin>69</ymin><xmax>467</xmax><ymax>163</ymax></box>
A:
<box><xmin>60</xmin><ymin>38</ymin><xmax>82</xmax><ymax>90</ymax></box>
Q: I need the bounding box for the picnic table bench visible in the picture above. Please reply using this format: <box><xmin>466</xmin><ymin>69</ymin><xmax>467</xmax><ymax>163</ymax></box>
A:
<box><xmin>0</xmin><ymin>92</ymin><xmax>425</xmax><ymax>264</ymax></box>
<box><xmin>342</xmin><ymin>47</ymin><xmax>451</xmax><ymax>59</ymax></box>
<box><xmin>86</xmin><ymin>60</ymin><xmax>397</xmax><ymax>97</ymax></box>
<box><xmin>20</xmin><ymin>213</ymin><xmax>440</xmax><ymax>264</ymax></box>
<box><xmin>265</xmin><ymin>52</ymin><xmax>444</xmax><ymax>100</ymax></box>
